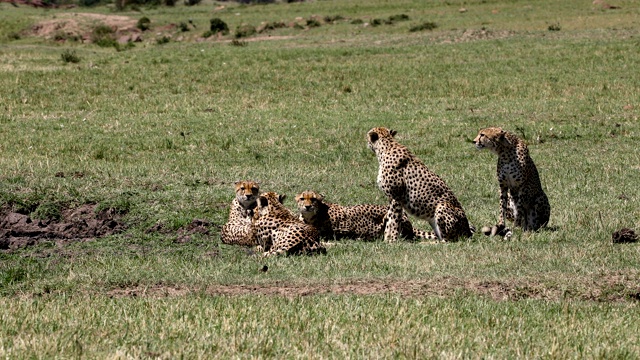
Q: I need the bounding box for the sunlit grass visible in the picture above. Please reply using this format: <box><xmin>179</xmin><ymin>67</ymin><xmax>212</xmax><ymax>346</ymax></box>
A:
<box><xmin>0</xmin><ymin>0</ymin><xmax>639</xmax><ymax>357</ymax></box>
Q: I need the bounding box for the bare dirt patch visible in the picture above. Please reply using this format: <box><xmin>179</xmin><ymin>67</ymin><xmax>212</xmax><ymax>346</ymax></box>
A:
<box><xmin>0</xmin><ymin>204</ymin><xmax>126</xmax><ymax>251</ymax></box>
<box><xmin>29</xmin><ymin>13</ymin><xmax>140</xmax><ymax>42</ymax></box>
<box><xmin>107</xmin><ymin>273</ymin><xmax>640</xmax><ymax>303</ymax></box>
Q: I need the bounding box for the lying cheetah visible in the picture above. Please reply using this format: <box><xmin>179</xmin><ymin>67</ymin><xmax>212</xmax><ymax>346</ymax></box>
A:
<box><xmin>220</xmin><ymin>181</ymin><xmax>260</xmax><ymax>246</ymax></box>
<box><xmin>473</xmin><ymin>127</ymin><xmax>550</xmax><ymax>236</ymax></box>
<box><xmin>253</xmin><ymin>192</ymin><xmax>326</xmax><ymax>257</ymax></box>
<box><xmin>296</xmin><ymin>190</ymin><xmax>427</xmax><ymax>241</ymax></box>
<box><xmin>367</xmin><ymin>127</ymin><xmax>474</xmax><ymax>242</ymax></box>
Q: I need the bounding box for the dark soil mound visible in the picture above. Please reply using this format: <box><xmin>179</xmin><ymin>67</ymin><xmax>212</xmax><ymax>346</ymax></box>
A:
<box><xmin>612</xmin><ymin>228</ymin><xmax>638</xmax><ymax>244</ymax></box>
<box><xmin>0</xmin><ymin>204</ymin><xmax>126</xmax><ymax>250</ymax></box>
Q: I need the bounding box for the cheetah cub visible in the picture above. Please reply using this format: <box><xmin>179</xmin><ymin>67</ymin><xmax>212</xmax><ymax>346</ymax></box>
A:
<box><xmin>367</xmin><ymin>127</ymin><xmax>474</xmax><ymax>242</ymax></box>
<box><xmin>253</xmin><ymin>192</ymin><xmax>326</xmax><ymax>257</ymax></box>
<box><xmin>296</xmin><ymin>190</ymin><xmax>427</xmax><ymax>241</ymax></box>
<box><xmin>220</xmin><ymin>181</ymin><xmax>260</xmax><ymax>246</ymax></box>
<box><xmin>473</xmin><ymin>127</ymin><xmax>550</xmax><ymax>237</ymax></box>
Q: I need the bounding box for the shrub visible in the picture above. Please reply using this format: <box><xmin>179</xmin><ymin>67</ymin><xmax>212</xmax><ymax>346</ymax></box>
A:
<box><xmin>91</xmin><ymin>25</ymin><xmax>117</xmax><ymax>47</ymax></box>
<box><xmin>184</xmin><ymin>0</ymin><xmax>201</xmax><ymax>5</ymax></box>
<box><xmin>258</xmin><ymin>21</ymin><xmax>286</xmax><ymax>33</ymax></box>
<box><xmin>78</xmin><ymin>0</ymin><xmax>101</xmax><ymax>6</ymax></box>
<box><xmin>350</xmin><ymin>19</ymin><xmax>363</xmax><ymax>25</ymax></box>
<box><xmin>137</xmin><ymin>17</ymin><xmax>151</xmax><ymax>31</ymax></box>
<box><xmin>323</xmin><ymin>15</ymin><xmax>344</xmax><ymax>23</ymax></box>
<box><xmin>156</xmin><ymin>36</ymin><xmax>171</xmax><ymax>45</ymax></box>
<box><xmin>235</xmin><ymin>24</ymin><xmax>256</xmax><ymax>38</ymax></box>
<box><xmin>230</xmin><ymin>39</ymin><xmax>248</xmax><ymax>47</ymax></box>
<box><xmin>388</xmin><ymin>14</ymin><xmax>410</xmax><ymax>22</ymax></box>
<box><xmin>202</xmin><ymin>30</ymin><xmax>214</xmax><ymax>38</ymax></box>
<box><xmin>210</xmin><ymin>18</ymin><xmax>229</xmax><ymax>34</ymax></box>
<box><xmin>306</xmin><ymin>19</ymin><xmax>321</xmax><ymax>28</ymax></box>
<box><xmin>179</xmin><ymin>22</ymin><xmax>190</xmax><ymax>32</ymax></box>
<box><xmin>409</xmin><ymin>22</ymin><xmax>437</xmax><ymax>32</ymax></box>
<box><xmin>61</xmin><ymin>49</ymin><xmax>80</xmax><ymax>63</ymax></box>
<box><xmin>370</xmin><ymin>18</ymin><xmax>383</xmax><ymax>26</ymax></box>
<box><xmin>548</xmin><ymin>23</ymin><xmax>561</xmax><ymax>31</ymax></box>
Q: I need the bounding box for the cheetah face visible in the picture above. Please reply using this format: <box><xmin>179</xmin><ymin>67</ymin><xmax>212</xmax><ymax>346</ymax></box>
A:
<box><xmin>256</xmin><ymin>191</ymin><xmax>287</xmax><ymax>216</ymax></box>
<box><xmin>235</xmin><ymin>181</ymin><xmax>260</xmax><ymax>208</ymax></box>
<box><xmin>367</xmin><ymin>127</ymin><xmax>397</xmax><ymax>153</ymax></box>
<box><xmin>296</xmin><ymin>191</ymin><xmax>324</xmax><ymax>218</ymax></box>
<box><xmin>473</xmin><ymin>127</ymin><xmax>505</xmax><ymax>152</ymax></box>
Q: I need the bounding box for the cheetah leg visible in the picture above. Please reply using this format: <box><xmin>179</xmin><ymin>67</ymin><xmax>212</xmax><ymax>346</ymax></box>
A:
<box><xmin>498</xmin><ymin>185</ymin><xmax>510</xmax><ymax>229</ymax></box>
<box><xmin>529</xmin><ymin>193</ymin><xmax>550</xmax><ymax>231</ymax></box>
<box><xmin>383</xmin><ymin>199</ymin><xmax>403</xmax><ymax>243</ymax></box>
<box><xmin>428</xmin><ymin>218</ymin><xmax>444</xmax><ymax>242</ymax></box>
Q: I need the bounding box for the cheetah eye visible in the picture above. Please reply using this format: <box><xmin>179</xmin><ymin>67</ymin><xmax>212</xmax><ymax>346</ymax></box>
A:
<box><xmin>480</xmin><ymin>133</ymin><xmax>485</xmax><ymax>137</ymax></box>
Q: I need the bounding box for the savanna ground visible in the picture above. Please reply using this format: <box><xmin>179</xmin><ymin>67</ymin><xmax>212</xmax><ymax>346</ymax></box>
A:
<box><xmin>1</xmin><ymin>0</ymin><xmax>639</xmax><ymax>357</ymax></box>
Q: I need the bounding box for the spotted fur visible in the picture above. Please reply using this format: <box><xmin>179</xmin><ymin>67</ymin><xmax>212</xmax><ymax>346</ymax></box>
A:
<box><xmin>367</xmin><ymin>127</ymin><xmax>473</xmax><ymax>242</ymax></box>
<box><xmin>473</xmin><ymin>127</ymin><xmax>550</xmax><ymax>236</ymax></box>
<box><xmin>296</xmin><ymin>190</ymin><xmax>427</xmax><ymax>241</ymax></box>
<box><xmin>220</xmin><ymin>181</ymin><xmax>260</xmax><ymax>246</ymax></box>
<box><xmin>253</xmin><ymin>192</ymin><xmax>326</xmax><ymax>257</ymax></box>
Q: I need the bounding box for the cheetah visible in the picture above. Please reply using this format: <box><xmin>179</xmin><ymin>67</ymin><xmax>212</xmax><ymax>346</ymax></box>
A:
<box><xmin>473</xmin><ymin>127</ymin><xmax>550</xmax><ymax>236</ymax></box>
<box><xmin>367</xmin><ymin>127</ymin><xmax>474</xmax><ymax>242</ymax></box>
<box><xmin>295</xmin><ymin>190</ymin><xmax>427</xmax><ymax>241</ymax></box>
<box><xmin>220</xmin><ymin>181</ymin><xmax>260</xmax><ymax>246</ymax></box>
<box><xmin>253</xmin><ymin>191</ymin><xmax>326</xmax><ymax>257</ymax></box>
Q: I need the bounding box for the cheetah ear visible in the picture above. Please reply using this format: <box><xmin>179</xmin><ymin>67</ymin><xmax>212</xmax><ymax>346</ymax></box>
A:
<box><xmin>316</xmin><ymin>193</ymin><xmax>325</xmax><ymax>202</ymax></box>
<box><xmin>389</xmin><ymin>129</ymin><xmax>397</xmax><ymax>137</ymax></box>
<box><xmin>368</xmin><ymin>131</ymin><xmax>379</xmax><ymax>143</ymax></box>
<box><xmin>258</xmin><ymin>195</ymin><xmax>269</xmax><ymax>208</ymax></box>
<box><xmin>278</xmin><ymin>194</ymin><xmax>287</xmax><ymax>204</ymax></box>
<box><xmin>497</xmin><ymin>130</ymin><xmax>511</xmax><ymax>145</ymax></box>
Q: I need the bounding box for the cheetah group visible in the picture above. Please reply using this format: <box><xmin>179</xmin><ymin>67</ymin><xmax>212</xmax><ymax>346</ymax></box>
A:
<box><xmin>222</xmin><ymin>126</ymin><xmax>550</xmax><ymax>257</ymax></box>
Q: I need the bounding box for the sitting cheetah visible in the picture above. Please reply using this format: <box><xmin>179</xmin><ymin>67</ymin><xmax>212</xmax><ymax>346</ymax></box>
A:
<box><xmin>253</xmin><ymin>192</ymin><xmax>326</xmax><ymax>257</ymax></box>
<box><xmin>296</xmin><ymin>190</ymin><xmax>427</xmax><ymax>241</ymax></box>
<box><xmin>367</xmin><ymin>127</ymin><xmax>474</xmax><ymax>242</ymax></box>
<box><xmin>473</xmin><ymin>127</ymin><xmax>550</xmax><ymax>236</ymax></box>
<box><xmin>220</xmin><ymin>181</ymin><xmax>260</xmax><ymax>246</ymax></box>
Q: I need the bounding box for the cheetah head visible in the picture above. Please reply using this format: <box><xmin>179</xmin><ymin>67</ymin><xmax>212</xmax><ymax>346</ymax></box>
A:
<box><xmin>256</xmin><ymin>191</ymin><xmax>287</xmax><ymax>217</ymax></box>
<box><xmin>235</xmin><ymin>180</ymin><xmax>260</xmax><ymax>209</ymax></box>
<box><xmin>473</xmin><ymin>127</ymin><xmax>507</xmax><ymax>153</ymax></box>
<box><xmin>296</xmin><ymin>191</ymin><xmax>325</xmax><ymax>220</ymax></box>
<box><xmin>367</xmin><ymin>127</ymin><xmax>397</xmax><ymax>153</ymax></box>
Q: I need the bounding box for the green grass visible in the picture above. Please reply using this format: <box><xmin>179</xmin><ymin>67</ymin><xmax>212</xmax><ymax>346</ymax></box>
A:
<box><xmin>1</xmin><ymin>0</ymin><xmax>640</xmax><ymax>357</ymax></box>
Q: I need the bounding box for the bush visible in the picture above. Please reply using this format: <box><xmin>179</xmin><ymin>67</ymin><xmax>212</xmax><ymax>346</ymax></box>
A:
<box><xmin>210</xmin><ymin>18</ymin><xmax>229</xmax><ymax>35</ymax></box>
<box><xmin>409</xmin><ymin>22</ymin><xmax>437</xmax><ymax>32</ymax></box>
<box><xmin>306</xmin><ymin>19</ymin><xmax>321</xmax><ymax>28</ymax></box>
<box><xmin>156</xmin><ymin>36</ymin><xmax>171</xmax><ymax>45</ymax></box>
<box><xmin>323</xmin><ymin>15</ymin><xmax>344</xmax><ymax>23</ymax></box>
<box><xmin>61</xmin><ymin>49</ymin><xmax>80</xmax><ymax>63</ymax></box>
<box><xmin>235</xmin><ymin>24</ymin><xmax>256</xmax><ymax>38</ymax></box>
<box><xmin>230</xmin><ymin>39</ymin><xmax>248</xmax><ymax>47</ymax></box>
<box><xmin>548</xmin><ymin>23</ymin><xmax>561</xmax><ymax>31</ymax></box>
<box><xmin>202</xmin><ymin>30</ymin><xmax>214</xmax><ymax>38</ymax></box>
<box><xmin>91</xmin><ymin>25</ymin><xmax>117</xmax><ymax>47</ymax></box>
<box><xmin>78</xmin><ymin>0</ymin><xmax>101</xmax><ymax>6</ymax></box>
<box><xmin>184</xmin><ymin>0</ymin><xmax>201</xmax><ymax>5</ymax></box>
<box><xmin>388</xmin><ymin>14</ymin><xmax>410</xmax><ymax>22</ymax></box>
<box><xmin>179</xmin><ymin>22</ymin><xmax>190</xmax><ymax>32</ymax></box>
<box><xmin>137</xmin><ymin>17</ymin><xmax>151</xmax><ymax>31</ymax></box>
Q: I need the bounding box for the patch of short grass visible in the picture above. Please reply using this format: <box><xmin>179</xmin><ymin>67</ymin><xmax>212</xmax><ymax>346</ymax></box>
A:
<box><xmin>0</xmin><ymin>0</ymin><xmax>639</xmax><ymax>357</ymax></box>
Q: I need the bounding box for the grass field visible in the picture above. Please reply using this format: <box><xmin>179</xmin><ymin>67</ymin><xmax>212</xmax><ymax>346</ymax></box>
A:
<box><xmin>1</xmin><ymin>0</ymin><xmax>639</xmax><ymax>357</ymax></box>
